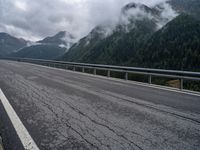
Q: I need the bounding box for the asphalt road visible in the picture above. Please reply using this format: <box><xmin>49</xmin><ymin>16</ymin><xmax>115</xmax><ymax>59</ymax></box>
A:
<box><xmin>0</xmin><ymin>60</ymin><xmax>200</xmax><ymax>150</ymax></box>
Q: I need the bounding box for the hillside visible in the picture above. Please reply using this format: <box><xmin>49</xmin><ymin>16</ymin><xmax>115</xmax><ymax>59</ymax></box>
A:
<box><xmin>11</xmin><ymin>44</ymin><xmax>66</xmax><ymax>60</ymax></box>
<box><xmin>38</xmin><ymin>31</ymin><xmax>75</xmax><ymax>49</ymax></box>
<box><xmin>169</xmin><ymin>0</ymin><xmax>200</xmax><ymax>18</ymax></box>
<box><xmin>11</xmin><ymin>31</ymin><xmax>75</xmax><ymax>60</ymax></box>
<box><xmin>61</xmin><ymin>3</ymin><xmax>158</xmax><ymax>64</ymax></box>
<box><xmin>60</xmin><ymin>1</ymin><xmax>200</xmax><ymax>71</ymax></box>
<box><xmin>132</xmin><ymin>14</ymin><xmax>200</xmax><ymax>71</ymax></box>
<box><xmin>0</xmin><ymin>33</ymin><xmax>27</xmax><ymax>56</ymax></box>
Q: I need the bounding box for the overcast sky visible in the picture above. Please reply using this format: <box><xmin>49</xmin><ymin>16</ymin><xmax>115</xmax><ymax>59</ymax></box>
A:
<box><xmin>0</xmin><ymin>0</ymin><xmax>171</xmax><ymax>41</ymax></box>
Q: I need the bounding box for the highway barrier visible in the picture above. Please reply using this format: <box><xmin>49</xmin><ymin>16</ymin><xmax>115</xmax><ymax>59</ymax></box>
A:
<box><xmin>1</xmin><ymin>57</ymin><xmax>200</xmax><ymax>90</ymax></box>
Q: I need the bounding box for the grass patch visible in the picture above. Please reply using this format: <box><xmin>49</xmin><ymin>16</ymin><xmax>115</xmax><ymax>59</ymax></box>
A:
<box><xmin>184</xmin><ymin>80</ymin><xmax>200</xmax><ymax>92</ymax></box>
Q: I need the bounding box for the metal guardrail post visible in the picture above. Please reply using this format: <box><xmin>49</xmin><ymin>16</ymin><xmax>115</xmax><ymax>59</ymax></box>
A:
<box><xmin>1</xmin><ymin>58</ymin><xmax>200</xmax><ymax>92</ymax></box>
<box><xmin>107</xmin><ymin>70</ymin><xmax>110</xmax><ymax>77</ymax></box>
<box><xmin>62</xmin><ymin>64</ymin><xmax>65</xmax><ymax>69</ymax></box>
<box><xmin>125</xmin><ymin>72</ymin><xmax>128</xmax><ymax>80</ymax></box>
<box><xmin>148</xmin><ymin>75</ymin><xmax>152</xmax><ymax>84</ymax></box>
<box><xmin>82</xmin><ymin>67</ymin><xmax>85</xmax><ymax>73</ymax></box>
<box><xmin>93</xmin><ymin>68</ymin><xmax>96</xmax><ymax>75</ymax></box>
<box><xmin>180</xmin><ymin>78</ymin><xmax>183</xmax><ymax>90</ymax></box>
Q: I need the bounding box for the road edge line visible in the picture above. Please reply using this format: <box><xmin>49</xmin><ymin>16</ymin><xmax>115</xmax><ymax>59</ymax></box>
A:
<box><xmin>0</xmin><ymin>89</ymin><xmax>39</xmax><ymax>150</ymax></box>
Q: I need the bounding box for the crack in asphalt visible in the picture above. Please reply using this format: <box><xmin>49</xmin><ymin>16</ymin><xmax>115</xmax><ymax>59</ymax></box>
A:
<box><xmin>0</xmin><ymin>61</ymin><xmax>200</xmax><ymax>150</ymax></box>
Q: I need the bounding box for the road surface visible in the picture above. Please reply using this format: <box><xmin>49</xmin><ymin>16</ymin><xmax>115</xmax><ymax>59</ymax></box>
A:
<box><xmin>0</xmin><ymin>60</ymin><xmax>200</xmax><ymax>150</ymax></box>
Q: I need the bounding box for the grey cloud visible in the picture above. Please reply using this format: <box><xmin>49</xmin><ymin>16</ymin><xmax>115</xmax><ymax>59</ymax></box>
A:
<box><xmin>0</xmin><ymin>0</ymin><xmax>176</xmax><ymax>41</ymax></box>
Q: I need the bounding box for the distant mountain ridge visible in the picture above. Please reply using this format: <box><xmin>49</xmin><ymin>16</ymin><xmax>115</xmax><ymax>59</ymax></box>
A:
<box><xmin>38</xmin><ymin>31</ymin><xmax>75</xmax><ymax>49</ymax></box>
<box><xmin>9</xmin><ymin>31</ymin><xmax>75</xmax><ymax>59</ymax></box>
<box><xmin>0</xmin><ymin>32</ymin><xmax>28</xmax><ymax>56</ymax></box>
<box><xmin>11</xmin><ymin>44</ymin><xmax>66</xmax><ymax>60</ymax></box>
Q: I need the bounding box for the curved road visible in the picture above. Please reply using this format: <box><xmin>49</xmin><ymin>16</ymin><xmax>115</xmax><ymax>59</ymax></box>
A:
<box><xmin>0</xmin><ymin>60</ymin><xmax>200</xmax><ymax>150</ymax></box>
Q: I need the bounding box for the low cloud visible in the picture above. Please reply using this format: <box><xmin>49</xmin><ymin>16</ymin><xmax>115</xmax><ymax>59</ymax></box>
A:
<box><xmin>0</xmin><ymin>0</ymin><xmax>177</xmax><ymax>41</ymax></box>
<box><xmin>156</xmin><ymin>2</ymin><xmax>178</xmax><ymax>28</ymax></box>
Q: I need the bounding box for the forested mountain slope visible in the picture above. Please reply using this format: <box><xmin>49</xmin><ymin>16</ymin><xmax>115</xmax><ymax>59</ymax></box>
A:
<box><xmin>131</xmin><ymin>14</ymin><xmax>200</xmax><ymax>71</ymax></box>
<box><xmin>61</xmin><ymin>3</ymin><xmax>159</xmax><ymax>64</ymax></box>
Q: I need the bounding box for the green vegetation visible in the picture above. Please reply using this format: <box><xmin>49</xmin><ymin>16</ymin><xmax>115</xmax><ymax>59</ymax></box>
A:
<box><xmin>1</xmin><ymin>1</ymin><xmax>199</xmax><ymax>91</ymax></box>
<box><xmin>62</xmin><ymin>19</ymin><xmax>156</xmax><ymax>65</ymax></box>
<box><xmin>132</xmin><ymin>14</ymin><xmax>200</xmax><ymax>71</ymax></box>
<box><xmin>169</xmin><ymin>0</ymin><xmax>200</xmax><ymax>19</ymax></box>
<box><xmin>62</xmin><ymin>13</ymin><xmax>200</xmax><ymax>72</ymax></box>
<box><xmin>60</xmin><ymin>10</ymin><xmax>200</xmax><ymax>91</ymax></box>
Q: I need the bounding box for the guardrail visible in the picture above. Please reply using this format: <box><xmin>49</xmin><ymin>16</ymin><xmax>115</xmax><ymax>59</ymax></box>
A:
<box><xmin>1</xmin><ymin>57</ymin><xmax>200</xmax><ymax>90</ymax></box>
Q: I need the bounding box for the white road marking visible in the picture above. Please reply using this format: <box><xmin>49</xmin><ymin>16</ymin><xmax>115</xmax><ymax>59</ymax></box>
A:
<box><xmin>0</xmin><ymin>89</ymin><xmax>39</xmax><ymax>150</ymax></box>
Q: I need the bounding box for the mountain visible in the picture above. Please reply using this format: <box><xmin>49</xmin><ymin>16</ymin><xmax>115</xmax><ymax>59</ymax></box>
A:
<box><xmin>61</xmin><ymin>3</ymin><xmax>158</xmax><ymax>64</ymax></box>
<box><xmin>11</xmin><ymin>31</ymin><xmax>75</xmax><ymax>60</ymax></box>
<box><xmin>0</xmin><ymin>32</ymin><xmax>27</xmax><ymax>56</ymax></box>
<box><xmin>38</xmin><ymin>31</ymin><xmax>75</xmax><ymax>49</ymax></box>
<box><xmin>122</xmin><ymin>2</ymin><xmax>160</xmax><ymax>18</ymax></box>
<box><xmin>169</xmin><ymin>0</ymin><xmax>200</xmax><ymax>18</ymax></box>
<box><xmin>11</xmin><ymin>44</ymin><xmax>66</xmax><ymax>60</ymax></box>
<box><xmin>3</xmin><ymin>1</ymin><xmax>199</xmax><ymax>71</ymax></box>
<box><xmin>60</xmin><ymin>1</ymin><xmax>200</xmax><ymax>71</ymax></box>
<box><xmin>132</xmin><ymin>14</ymin><xmax>200</xmax><ymax>71</ymax></box>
